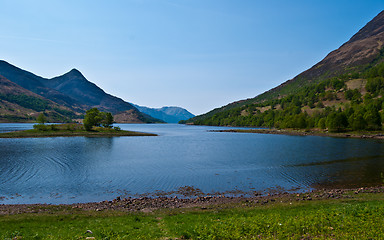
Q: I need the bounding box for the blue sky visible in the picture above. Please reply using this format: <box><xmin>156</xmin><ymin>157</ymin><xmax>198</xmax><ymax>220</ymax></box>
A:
<box><xmin>1</xmin><ymin>1</ymin><xmax>383</xmax><ymax>115</ymax></box>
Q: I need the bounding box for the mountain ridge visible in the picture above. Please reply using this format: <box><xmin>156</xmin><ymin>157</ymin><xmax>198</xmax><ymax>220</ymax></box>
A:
<box><xmin>187</xmin><ymin>10</ymin><xmax>384</xmax><ymax>131</ymax></box>
<box><xmin>257</xmin><ymin>10</ymin><xmax>384</xmax><ymax>101</ymax></box>
<box><xmin>133</xmin><ymin>104</ymin><xmax>195</xmax><ymax>123</ymax></box>
<box><xmin>0</xmin><ymin>61</ymin><xmax>160</xmax><ymax>123</ymax></box>
<box><xmin>192</xmin><ymin>10</ymin><xmax>384</xmax><ymax>123</ymax></box>
<box><xmin>0</xmin><ymin>74</ymin><xmax>78</xmax><ymax>122</ymax></box>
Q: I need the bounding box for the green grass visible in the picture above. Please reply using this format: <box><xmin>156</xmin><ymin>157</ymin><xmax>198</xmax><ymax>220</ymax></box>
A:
<box><xmin>1</xmin><ymin>193</ymin><xmax>384</xmax><ymax>239</ymax></box>
<box><xmin>0</xmin><ymin>123</ymin><xmax>157</xmax><ymax>138</ymax></box>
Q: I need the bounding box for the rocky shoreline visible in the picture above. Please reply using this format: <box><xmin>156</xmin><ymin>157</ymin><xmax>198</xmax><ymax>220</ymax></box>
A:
<box><xmin>210</xmin><ymin>128</ymin><xmax>384</xmax><ymax>139</ymax></box>
<box><xmin>1</xmin><ymin>186</ymin><xmax>383</xmax><ymax>215</ymax></box>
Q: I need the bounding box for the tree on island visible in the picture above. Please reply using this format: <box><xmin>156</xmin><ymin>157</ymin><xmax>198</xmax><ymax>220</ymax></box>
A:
<box><xmin>101</xmin><ymin>112</ymin><xmax>114</xmax><ymax>128</ymax></box>
<box><xmin>36</xmin><ymin>113</ymin><xmax>46</xmax><ymax>125</ymax></box>
<box><xmin>83</xmin><ymin>108</ymin><xmax>114</xmax><ymax>131</ymax></box>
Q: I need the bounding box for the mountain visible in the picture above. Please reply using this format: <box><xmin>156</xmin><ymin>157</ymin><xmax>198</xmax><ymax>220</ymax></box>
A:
<box><xmin>47</xmin><ymin>69</ymin><xmax>137</xmax><ymax>114</ymax></box>
<box><xmin>257</xmin><ymin>9</ymin><xmax>384</xmax><ymax>101</ymax></box>
<box><xmin>190</xmin><ymin>10</ymin><xmax>384</xmax><ymax>123</ymax></box>
<box><xmin>0</xmin><ymin>74</ymin><xmax>77</xmax><ymax>122</ymax></box>
<box><xmin>0</xmin><ymin>61</ymin><xmax>81</xmax><ymax>110</ymax></box>
<box><xmin>0</xmin><ymin>61</ymin><xmax>160</xmax><ymax>123</ymax></box>
<box><xmin>188</xmin><ymin>10</ymin><xmax>384</xmax><ymax>132</ymax></box>
<box><xmin>133</xmin><ymin>105</ymin><xmax>195</xmax><ymax>123</ymax></box>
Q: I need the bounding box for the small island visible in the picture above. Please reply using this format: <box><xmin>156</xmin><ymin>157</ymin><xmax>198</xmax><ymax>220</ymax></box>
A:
<box><xmin>0</xmin><ymin>108</ymin><xmax>157</xmax><ymax>138</ymax></box>
<box><xmin>0</xmin><ymin>123</ymin><xmax>157</xmax><ymax>138</ymax></box>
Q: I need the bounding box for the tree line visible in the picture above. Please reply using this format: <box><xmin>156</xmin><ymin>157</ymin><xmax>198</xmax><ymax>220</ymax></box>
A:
<box><xmin>192</xmin><ymin>62</ymin><xmax>384</xmax><ymax>132</ymax></box>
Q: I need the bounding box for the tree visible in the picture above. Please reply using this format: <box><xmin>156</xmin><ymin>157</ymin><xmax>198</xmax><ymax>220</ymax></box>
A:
<box><xmin>326</xmin><ymin>112</ymin><xmax>348</xmax><ymax>132</ymax></box>
<box><xmin>83</xmin><ymin>108</ymin><xmax>114</xmax><ymax>131</ymax></box>
<box><xmin>317</xmin><ymin>118</ymin><xmax>326</xmax><ymax>129</ymax></box>
<box><xmin>83</xmin><ymin>108</ymin><xmax>102</xmax><ymax>131</ymax></box>
<box><xmin>348</xmin><ymin>112</ymin><xmax>366</xmax><ymax>130</ymax></box>
<box><xmin>101</xmin><ymin>112</ymin><xmax>114</xmax><ymax>128</ymax></box>
<box><xmin>36</xmin><ymin>113</ymin><xmax>46</xmax><ymax>125</ymax></box>
<box><xmin>364</xmin><ymin>109</ymin><xmax>381</xmax><ymax>130</ymax></box>
<box><xmin>292</xmin><ymin>114</ymin><xmax>307</xmax><ymax>129</ymax></box>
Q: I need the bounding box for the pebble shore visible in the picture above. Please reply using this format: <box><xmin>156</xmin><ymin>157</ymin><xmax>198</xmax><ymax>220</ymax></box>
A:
<box><xmin>1</xmin><ymin>186</ymin><xmax>383</xmax><ymax>215</ymax></box>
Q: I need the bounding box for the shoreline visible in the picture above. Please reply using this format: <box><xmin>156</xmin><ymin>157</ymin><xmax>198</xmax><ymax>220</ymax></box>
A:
<box><xmin>0</xmin><ymin>131</ymin><xmax>157</xmax><ymax>138</ymax></box>
<box><xmin>0</xmin><ymin>125</ymin><xmax>157</xmax><ymax>138</ymax></box>
<box><xmin>1</xmin><ymin>186</ymin><xmax>383</xmax><ymax>215</ymax></box>
<box><xmin>1</xmin><ymin>187</ymin><xmax>383</xmax><ymax>239</ymax></box>
<box><xmin>210</xmin><ymin>128</ymin><xmax>384</xmax><ymax>139</ymax></box>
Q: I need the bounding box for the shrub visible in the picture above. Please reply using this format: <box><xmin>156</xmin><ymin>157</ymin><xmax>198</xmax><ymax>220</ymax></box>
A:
<box><xmin>50</xmin><ymin>124</ymin><xmax>58</xmax><ymax>131</ymax></box>
<box><xmin>33</xmin><ymin>124</ymin><xmax>49</xmax><ymax>131</ymax></box>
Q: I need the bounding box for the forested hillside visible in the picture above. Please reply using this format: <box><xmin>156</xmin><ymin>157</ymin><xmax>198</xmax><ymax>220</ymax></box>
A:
<box><xmin>185</xmin><ymin>10</ymin><xmax>384</xmax><ymax>132</ymax></box>
<box><xmin>187</xmin><ymin>61</ymin><xmax>384</xmax><ymax>132</ymax></box>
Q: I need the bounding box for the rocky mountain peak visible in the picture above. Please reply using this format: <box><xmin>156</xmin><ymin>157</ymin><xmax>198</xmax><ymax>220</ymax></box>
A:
<box><xmin>62</xmin><ymin>68</ymin><xmax>85</xmax><ymax>79</ymax></box>
<box><xmin>347</xmin><ymin>10</ymin><xmax>384</xmax><ymax>44</ymax></box>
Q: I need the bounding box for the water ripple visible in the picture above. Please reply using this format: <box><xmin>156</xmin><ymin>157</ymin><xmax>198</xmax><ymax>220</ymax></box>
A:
<box><xmin>0</xmin><ymin>123</ymin><xmax>383</xmax><ymax>204</ymax></box>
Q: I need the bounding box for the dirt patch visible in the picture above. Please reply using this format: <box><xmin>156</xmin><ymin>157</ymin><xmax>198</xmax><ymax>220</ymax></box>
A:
<box><xmin>274</xmin><ymin>104</ymin><xmax>282</xmax><ymax>110</ymax></box>
<box><xmin>346</xmin><ymin>79</ymin><xmax>367</xmax><ymax>95</ymax></box>
<box><xmin>322</xmin><ymin>100</ymin><xmax>345</xmax><ymax>108</ymax></box>
<box><xmin>256</xmin><ymin>106</ymin><xmax>271</xmax><ymax>113</ymax></box>
<box><xmin>303</xmin><ymin>107</ymin><xmax>324</xmax><ymax>116</ymax></box>
<box><xmin>240</xmin><ymin>110</ymin><xmax>249</xmax><ymax>116</ymax></box>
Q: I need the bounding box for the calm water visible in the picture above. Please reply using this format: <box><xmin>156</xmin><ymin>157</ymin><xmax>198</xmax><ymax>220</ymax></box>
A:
<box><xmin>0</xmin><ymin>123</ymin><xmax>384</xmax><ymax>204</ymax></box>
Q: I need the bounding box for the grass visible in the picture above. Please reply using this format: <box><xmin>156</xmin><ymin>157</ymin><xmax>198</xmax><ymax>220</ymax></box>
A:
<box><xmin>1</xmin><ymin>193</ymin><xmax>384</xmax><ymax>239</ymax></box>
<box><xmin>0</xmin><ymin>123</ymin><xmax>157</xmax><ymax>138</ymax></box>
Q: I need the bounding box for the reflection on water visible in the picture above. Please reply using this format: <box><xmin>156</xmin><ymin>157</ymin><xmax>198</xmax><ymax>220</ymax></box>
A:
<box><xmin>0</xmin><ymin>123</ymin><xmax>383</xmax><ymax>204</ymax></box>
<box><xmin>0</xmin><ymin>123</ymin><xmax>35</xmax><ymax>133</ymax></box>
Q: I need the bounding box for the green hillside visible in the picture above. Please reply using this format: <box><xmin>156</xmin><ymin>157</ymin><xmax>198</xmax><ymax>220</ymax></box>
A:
<box><xmin>187</xmin><ymin>60</ymin><xmax>384</xmax><ymax>132</ymax></box>
<box><xmin>186</xmin><ymin>10</ymin><xmax>384</xmax><ymax>132</ymax></box>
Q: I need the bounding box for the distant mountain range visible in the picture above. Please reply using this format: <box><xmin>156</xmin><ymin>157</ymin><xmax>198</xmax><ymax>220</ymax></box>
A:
<box><xmin>0</xmin><ymin>61</ymin><xmax>191</xmax><ymax>123</ymax></box>
<box><xmin>187</xmin><ymin>10</ymin><xmax>384</xmax><ymax>132</ymax></box>
<box><xmin>133</xmin><ymin>104</ymin><xmax>195</xmax><ymax>123</ymax></box>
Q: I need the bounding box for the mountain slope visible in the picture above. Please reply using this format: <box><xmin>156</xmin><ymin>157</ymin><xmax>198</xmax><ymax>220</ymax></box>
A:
<box><xmin>189</xmin><ymin>10</ymin><xmax>384</xmax><ymax>125</ymax></box>
<box><xmin>262</xmin><ymin>9</ymin><xmax>384</xmax><ymax>99</ymax></box>
<box><xmin>133</xmin><ymin>105</ymin><xmax>195</xmax><ymax>123</ymax></box>
<box><xmin>188</xmin><ymin>10</ymin><xmax>384</xmax><ymax>132</ymax></box>
<box><xmin>0</xmin><ymin>61</ymin><xmax>160</xmax><ymax>123</ymax></box>
<box><xmin>0</xmin><ymin>60</ymin><xmax>80</xmax><ymax>109</ymax></box>
<box><xmin>0</xmin><ymin>75</ymin><xmax>76</xmax><ymax>122</ymax></box>
<box><xmin>47</xmin><ymin>69</ymin><xmax>140</xmax><ymax>115</ymax></box>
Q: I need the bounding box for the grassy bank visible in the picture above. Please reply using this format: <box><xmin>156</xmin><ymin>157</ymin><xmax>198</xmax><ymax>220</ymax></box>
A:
<box><xmin>0</xmin><ymin>123</ymin><xmax>157</xmax><ymax>138</ymax></box>
<box><xmin>1</xmin><ymin>191</ymin><xmax>384</xmax><ymax>239</ymax></box>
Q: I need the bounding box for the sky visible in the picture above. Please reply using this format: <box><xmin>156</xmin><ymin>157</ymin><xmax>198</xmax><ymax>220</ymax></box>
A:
<box><xmin>0</xmin><ymin>1</ymin><xmax>384</xmax><ymax>115</ymax></box>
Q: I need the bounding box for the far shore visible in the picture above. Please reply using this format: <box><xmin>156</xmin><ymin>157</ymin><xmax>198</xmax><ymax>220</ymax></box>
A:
<box><xmin>210</xmin><ymin>128</ymin><xmax>384</xmax><ymax>139</ymax></box>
